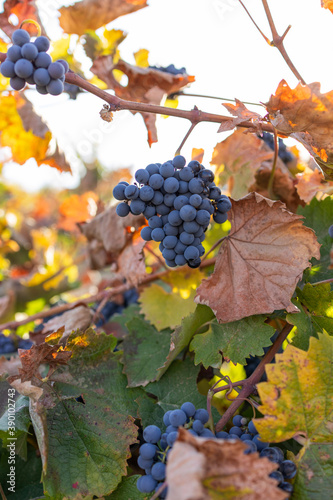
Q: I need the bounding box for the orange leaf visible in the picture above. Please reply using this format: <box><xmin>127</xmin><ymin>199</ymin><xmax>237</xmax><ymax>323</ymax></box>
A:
<box><xmin>321</xmin><ymin>0</ymin><xmax>333</xmax><ymax>13</ymax></box>
<box><xmin>58</xmin><ymin>192</ymin><xmax>98</xmax><ymax>232</ymax></box>
<box><xmin>195</xmin><ymin>192</ymin><xmax>320</xmax><ymax>323</ymax></box>
<box><xmin>218</xmin><ymin>99</ymin><xmax>263</xmax><ymax>133</ymax></box>
<box><xmin>296</xmin><ymin>167</ymin><xmax>332</xmax><ymax>202</ymax></box>
<box><xmin>191</xmin><ymin>148</ymin><xmax>204</xmax><ymax>163</ymax></box>
<box><xmin>0</xmin><ymin>0</ymin><xmax>42</xmax><ymax>37</ymax></box>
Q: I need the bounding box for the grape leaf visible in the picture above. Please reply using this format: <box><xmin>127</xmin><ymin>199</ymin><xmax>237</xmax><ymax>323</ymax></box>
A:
<box><xmin>298</xmin><ymin>197</ymin><xmax>333</xmax><ymax>282</ymax></box>
<box><xmin>122</xmin><ymin>317</ymin><xmax>171</xmax><ymax>387</ymax></box>
<box><xmin>166</xmin><ymin>428</ymin><xmax>285</xmax><ymax>500</ymax></box>
<box><xmin>58</xmin><ymin>192</ymin><xmax>99</xmax><ymax>231</ymax></box>
<box><xmin>59</xmin><ymin>0</ymin><xmax>148</xmax><ymax>36</ymax></box>
<box><xmin>255</xmin><ymin>332</ymin><xmax>333</xmax><ymax>499</ymax></box>
<box><xmin>322</xmin><ymin>0</ymin><xmax>333</xmax><ymax>13</ymax></box>
<box><xmin>266</xmin><ymin>80</ymin><xmax>333</xmax><ymax>180</ymax></box>
<box><xmin>190</xmin><ymin>316</ymin><xmax>275</xmax><ymax>367</ymax></box>
<box><xmin>296</xmin><ymin>168</ymin><xmax>332</xmax><ymax>203</ymax></box>
<box><xmin>105</xmin><ymin>475</ymin><xmax>149</xmax><ymax>499</ymax></box>
<box><xmin>286</xmin><ymin>298</ymin><xmax>317</xmax><ymax>351</ymax></box>
<box><xmin>218</xmin><ymin>99</ymin><xmax>263</xmax><ymax>133</ymax></box>
<box><xmin>195</xmin><ymin>192</ymin><xmax>320</xmax><ymax>323</ymax></box>
<box><xmin>0</xmin><ymin>0</ymin><xmax>43</xmax><ymax>38</ymax></box>
<box><xmin>296</xmin><ymin>283</ymin><xmax>333</xmax><ymax>333</ymax></box>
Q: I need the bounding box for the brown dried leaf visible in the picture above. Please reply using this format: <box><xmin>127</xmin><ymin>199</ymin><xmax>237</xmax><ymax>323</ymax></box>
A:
<box><xmin>43</xmin><ymin>144</ymin><xmax>71</xmax><ymax>173</ymax></box>
<box><xmin>0</xmin><ymin>0</ymin><xmax>43</xmax><ymax>37</ymax></box>
<box><xmin>195</xmin><ymin>192</ymin><xmax>320</xmax><ymax>323</ymax></box>
<box><xmin>117</xmin><ymin>236</ymin><xmax>146</xmax><ymax>286</ymax></box>
<box><xmin>41</xmin><ymin>305</ymin><xmax>93</xmax><ymax>341</ymax></box>
<box><xmin>166</xmin><ymin>428</ymin><xmax>286</xmax><ymax>500</ymax></box>
<box><xmin>17</xmin><ymin>95</ymin><xmax>49</xmax><ymax>138</ymax></box>
<box><xmin>266</xmin><ymin>80</ymin><xmax>333</xmax><ymax>179</ymax></box>
<box><xmin>0</xmin><ymin>355</ymin><xmax>22</xmax><ymax>377</ymax></box>
<box><xmin>296</xmin><ymin>167</ymin><xmax>333</xmax><ymax>202</ymax></box>
<box><xmin>91</xmin><ymin>57</ymin><xmax>194</xmax><ymax>145</ymax></box>
<box><xmin>218</xmin><ymin>99</ymin><xmax>263</xmax><ymax>133</ymax></box>
<box><xmin>59</xmin><ymin>0</ymin><xmax>147</xmax><ymax>36</ymax></box>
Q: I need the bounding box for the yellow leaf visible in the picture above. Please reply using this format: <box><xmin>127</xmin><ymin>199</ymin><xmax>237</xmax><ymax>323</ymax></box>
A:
<box><xmin>134</xmin><ymin>48</ymin><xmax>149</xmax><ymax>67</ymax></box>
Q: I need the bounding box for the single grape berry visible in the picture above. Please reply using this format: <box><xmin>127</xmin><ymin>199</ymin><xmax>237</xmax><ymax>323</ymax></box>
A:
<box><xmin>12</xmin><ymin>29</ymin><xmax>30</xmax><ymax>47</ymax></box>
<box><xmin>21</xmin><ymin>42</ymin><xmax>38</xmax><ymax>60</ymax></box>
<box><xmin>48</xmin><ymin>62</ymin><xmax>65</xmax><ymax>79</ymax></box>
<box><xmin>0</xmin><ymin>60</ymin><xmax>15</xmax><ymax>78</ymax></box>
<box><xmin>34</xmin><ymin>36</ymin><xmax>51</xmax><ymax>52</ymax></box>
<box><xmin>46</xmin><ymin>79</ymin><xmax>64</xmax><ymax>96</ymax></box>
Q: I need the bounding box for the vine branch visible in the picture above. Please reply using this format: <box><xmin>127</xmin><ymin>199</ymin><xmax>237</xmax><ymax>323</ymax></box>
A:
<box><xmin>215</xmin><ymin>322</ymin><xmax>293</xmax><ymax>432</ymax></box>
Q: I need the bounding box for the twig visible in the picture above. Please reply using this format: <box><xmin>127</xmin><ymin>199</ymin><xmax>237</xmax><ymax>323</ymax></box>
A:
<box><xmin>0</xmin><ymin>484</ymin><xmax>7</xmax><ymax>500</ymax></box>
<box><xmin>168</xmin><ymin>91</ymin><xmax>265</xmax><ymax>108</ymax></box>
<box><xmin>238</xmin><ymin>0</ymin><xmax>271</xmax><ymax>44</ymax></box>
<box><xmin>311</xmin><ymin>277</ymin><xmax>333</xmax><ymax>287</ymax></box>
<box><xmin>267</xmin><ymin>128</ymin><xmax>279</xmax><ymax>198</ymax></box>
<box><xmin>0</xmin><ymin>257</ymin><xmax>217</xmax><ymax>332</ymax></box>
<box><xmin>261</xmin><ymin>0</ymin><xmax>306</xmax><ymax>84</ymax></box>
<box><xmin>215</xmin><ymin>323</ymin><xmax>293</xmax><ymax>432</ymax></box>
<box><xmin>175</xmin><ymin>120</ymin><xmax>198</xmax><ymax>156</ymax></box>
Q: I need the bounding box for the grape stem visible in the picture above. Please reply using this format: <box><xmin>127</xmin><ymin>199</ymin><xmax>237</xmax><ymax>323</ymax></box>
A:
<box><xmin>215</xmin><ymin>323</ymin><xmax>293</xmax><ymax>432</ymax></box>
<box><xmin>168</xmin><ymin>91</ymin><xmax>265</xmax><ymax>108</ymax></box>
<box><xmin>175</xmin><ymin>120</ymin><xmax>198</xmax><ymax>156</ymax></box>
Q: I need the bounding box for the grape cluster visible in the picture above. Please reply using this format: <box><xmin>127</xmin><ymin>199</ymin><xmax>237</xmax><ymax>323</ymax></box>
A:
<box><xmin>113</xmin><ymin>156</ymin><xmax>231</xmax><ymax>268</ymax></box>
<box><xmin>0</xmin><ymin>28</ymin><xmax>69</xmax><ymax>95</ymax></box>
<box><xmin>260</xmin><ymin>132</ymin><xmax>294</xmax><ymax>164</ymax></box>
<box><xmin>137</xmin><ymin>404</ymin><xmax>296</xmax><ymax>498</ymax></box>
<box><xmin>0</xmin><ymin>332</ymin><xmax>33</xmax><ymax>355</ymax></box>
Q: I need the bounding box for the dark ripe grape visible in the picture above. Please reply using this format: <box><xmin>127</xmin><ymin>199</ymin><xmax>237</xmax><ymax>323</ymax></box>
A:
<box><xmin>175</xmin><ymin>254</ymin><xmax>186</xmax><ymax>266</ymax></box>
<box><xmin>194</xmin><ymin>226</ymin><xmax>204</xmax><ymax>237</ymax></box>
<box><xmin>172</xmin><ymin>155</ymin><xmax>186</xmax><ymax>169</ymax></box>
<box><xmin>135</xmin><ymin>168</ymin><xmax>149</xmax><ymax>184</ymax></box>
<box><xmin>165</xmin><ymin>259</ymin><xmax>177</xmax><ymax>267</ymax></box>
<box><xmin>56</xmin><ymin>58</ymin><xmax>69</xmax><ymax>73</ymax></box>
<box><xmin>139</xmin><ymin>185</ymin><xmax>154</xmax><ymax>202</ymax></box>
<box><xmin>164</xmin><ymin>223</ymin><xmax>178</xmax><ymax>236</ymax></box>
<box><xmin>329</xmin><ymin>224</ymin><xmax>333</xmax><ymax>238</ymax></box>
<box><xmin>161</xmin><ymin>214</ymin><xmax>169</xmax><ymax>225</ymax></box>
<box><xmin>34</xmin><ymin>36</ymin><xmax>51</xmax><ymax>52</ymax></box>
<box><xmin>124</xmin><ymin>184</ymin><xmax>139</xmax><ymax>200</ymax></box>
<box><xmin>137</xmin><ymin>475</ymin><xmax>157</xmax><ymax>493</ymax></box>
<box><xmin>213</xmin><ymin>211</ymin><xmax>228</xmax><ymax>224</ymax></box>
<box><xmin>34</xmin><ymin>68</ymin><xmax>51</xmax><ymax>86</ymax></box>
<box><xmin>200</xmin><ymin>198</ymin><xmax>214</xmax><ymax>214</ymax></box>
<box><xmin>168</xmin><ymin>210</ymin><xmax>182</xmax><ymax>226</ymax></box>
<box><xmin>279</xmin><ymin>482</ymin><xmax>293</xmax><ymax>493</ymax></box>
<box><xmin>269</xmin><ymin>471</ymin><xmax>284</xmax><ymax>484</ymax></box>
<box><xmin>156</xmin><ymin>203</ymin><xmax>170</xmax><ymax>216</ymax></box>
<box><xmin>252</xmin><ymin>434</ymin><xmax>269</xmax><ymax>451</ymax></box>
<box><xmin>119</xmin><ymin>181</ymin><xmax>129</xmax><ymax>186</ymax></box>
<box><xmin>200</xmin><ymin>429</ymin><xmax>215</xmax><ymax>437</ymax></box>
<box><xmin>148</xmin><ymin>215</ymin><xmax>162</xmax><ymax>229</ymax></box>
<box><xmin>7</xmin><ymin>45</ymin><xmax>22</xmax><ymax>62</ymax></box>
<box><xmin>183</xmin><ymin>220</ymin><xmax>200</xmax><ymax>233</ymax></box>
<box><xmin>270</xmin><ymin>446</ymin><xmax>284</xmax><ymax>464</ymax></box>
<box><xmin>143</xmin><ymin>425</ymin><xmax>161</xmax><ymax>444</ymax></box>
<box><xmin>217</xmin><ymin>195</ymin><xmax>232</xmax><ymax>213</ymax></box>
<box><xmin>116</xmin><ymin>203</ymin><xmax>130</xmax><ymax>217</ymax></box>
<box><xmin>197</xmin><ymin>244</ymin><xmax>205</xmax><ymax>257</ymax></box>
<box><xmin>143</xmin><ymin>205</ymin><xmax>156</xmax><ymax>218</ymax></box>
<box><xmin>26</xmin><ymin>75</ymin><xmax>35</xmax><ymax>84</ymax></box>
<box><xmin>151</xmin><ymin>228</ymin><xmax>165</xmax><ymax>242</ymax></box>
<box><xmin>240</xmin><ymin>433</ymin><xmax>252</xmax><ymax>441</ymax></box>
<box><xmin>14</xmin><ymin>59</ymin><xmax>33</xmax><ymax>78</ymax></box>
<box><xmin>260</xmin><ymin>447</ymin><xmax>282</xmax><ymax>463</ymax></box>
<box><xmin>184</xmin><ymin>246</ymin><xmax>199</xmax><ymax>261</ymax></box>
<box><xmin>164</xmin><ymin>177</ymin><xmax>179</xmax><ymax>193</ymax></box>
<box><xmin>279</xmin><ymin>460</ymin><xmax>297</xmax><ymax>479</ymax></box>
<box><xmin>113</xmin><ymin>183</ymin><xmax>127</xmax><ymax>200</ymax></box>
<box><xmin>181</xmin><ymin>401</ymin><xmax>196</xmax><ymax>417</ymax></box>
<box><xmin>163</xmin><ymin>410</ymin><xmax>172</xmax><ymax>426</ymax></box>
<box><xmin>130</xmin><ymin>199</ymin><xmax>146</xmax><ymax>215</ymax></box>
<box><xmin>189</xmin><ymin>177</ymin><xmax>204</xmax><ymax>194</ymax></box>
<box><xmin>159</xmin><ymin>161</ymin><xmax>174</xmax><ymax>178</ymax></box>
<box><xmin>179</xmin><ymin>231</ymin><xmax>194</xmax><ymax>245</ymax></box>
<box><xmin>0</xmin><ymin>60</ymin><xmax>15</xmax><ymax>78</ymax></box>
<box><xmin>229</xmin><ymin>426</ymin><xmax>242</xmax><ymax>437</ymax></box>
<box><xmin>146</xmin><ymin>163</ymin><xmax>160</xmax><ymax>175</ymax></box>
<box><xmin>149</xmin><ymin>173</ymin><xmax>164</xmax><ymax>190</ymax></box>
<box><xmin>21</xmin><ymin>42</ymin><xmax>38</xmax><ymax>60</ymax></box>
<box><xmin>10</xmin><ymin>77</ymin><xmax>26</xmax><ymax>90</ymax></box>
<box><xmin>216</xmin><ymin>431</ymin><xmax>229</xmax><ymax>439</ymax></box>
<box><xmin>48</xmin><ymin>62</ymin><xmax>65</xmax><ymax>79</ymax></box>
<box><xmin>189</xmin><ymin>194</ymin><xmax>202</xmax><ymax>208</ymax></box>
<box><xmin>166</xmin><ymin>431</ymin><xmax>178</xmax><ymax>446</ymax></box>
<box><xmin>163</xmin><ymin>235</ymin><xmax>178</xmax><ymax>249</ymax></box>
<box><xmin>248</xmin><ymin>420</ymin><xmax>258</xmax><ymax>435</ymax></box>
<box><xmin>199</xmin><ymin>169</ymin><xmax>214</xmax><ymax>183</ymax></box>
<box><xmin>178</xmin><ymin>180</ymin><xmax>189</xmax><ymax>193</ymax></box>
<box><xmin>196</xmin><ymin>209</ymin><xmax>211</xmax><ymax>226</ymax></box>
<box><xmin>232</xmin><ymin>415</ymin><xmax>244</xmax><ymax>427</ymax></box>
<box><xmin>179</xmin><ymin>167</ymin><xmax>194</xmax><ymax>181</ymax></box>
<box><xmin>187</xmin><ymin>160</ymin><xmax>201</xmax><ymax>173</ymax></box>
<box><xmin>209</xmin><ymin>186</ymin><xmax>221</xmax><ymax>200</ymax></box>
<box><xmin>151</xmin><ymin>462</ymin><xmax>166</xmax><ymax>481</ymax></box>
<box><xmin>12</xmin><ymin>29</ymin><xmax>30</xmax><ymax>47</ymax></box>
<box><xmin>180</xmin><ymin>204</ymin><xmax>196</xmax><ymax>222</ymax></box>
<box><xmin>35</xmin><ymin>52</ymin><xmax>52</xmax><ymax>68</ymax></box>
<box><xmin>243</xmin><ymin>440</ymin><xmax>257</xmax><ymax>454</ymax></box>
<box><xmin>169</xmin><ymin>409</ymin><xmax>187</xmax><ymax>427</ymax></box>
<box><xmin>174</xmin><ymin>195</ymin><xmax>189</xmax><ymax>210</ymax></box>
<box><xmin>140</xmin><ymin>443</ymin><xmax>157</xmax><ymax>460</ymax></box>
<box><xmin>151</xmin><ymin>190</ymin><xmax>163</xmax><ymax>205</ymax></box>
<box><xmin>174</xmin><ymin>241</ymin><xmax>187</xmax><ymax>255</ymax></box>
<box><xmin>46</xmin><ymin>79</ymin><xmax>64</xmax><ymax>96</ymax></box>
<box><xmin>162</xmin><ymin>248</ymin><xmax>176</xmax><ymax>261</ymax></box>
<box><xmin>164</xmin><ymin>193</ymin><xmax>176</xmax><ymax>207</ymax></box>
<box><xmin>36</xmin><ymin>85</ymin><xmax>48</xmax><ymax>95</ymax></box>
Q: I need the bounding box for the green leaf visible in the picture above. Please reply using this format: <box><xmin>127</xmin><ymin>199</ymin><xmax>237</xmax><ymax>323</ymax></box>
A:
<box><xmin>293</xmin><ymin>443</ymin><xmax>333</xmax><ymax>500</ymax></box>
<box><xmin>190</xmin><ymin>316</ymin><xmax>275</xmax><ymax>366</ymax></box>
<box><xmin>105</xmin><ymin>475</ymin><xmax>150</xmax><ymax>499</ymax></box>
<box><xmin>287</xmin><ymin>298</ymin><xmax>317</xmax><ymax>351</ymax></box>
<box><xmin>145</xmin><ymin>358</ymin><xmax>209</xmax><ymax>413</ymax></box>
<box><xmin>122</xmin><ymin>317</ymin><xmax>171</xmax><ymax>387</ymax></box>
<box><xmin>0</xmin><ymin>395</ymin><xmax>31</xmax><ymax>460</ymax></box>
<box><xmin>298</xmin><ymin>197</ymin><xmax>333</xmax><ymax>282</ymax></box>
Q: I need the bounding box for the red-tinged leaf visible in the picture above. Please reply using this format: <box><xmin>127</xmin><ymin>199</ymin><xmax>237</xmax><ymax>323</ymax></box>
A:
<box><xmin>218</xmin><ymin>99</ymin><xmax>263</xmax><ymax>133</ymax></box>
<box><xmin>321</xmin><ymin>0</ymin><xmax>333</xmax><ymax>13</ymax></box>
<box><xmin>42</xmin><ymin>144</ymin><xmax>72</xmax><ymax>173</ymax></box>
<box><xmin>0</xmin><ymin>0</ymin><xmax>43</xmax><ymax>37</ymax></box>
<box><xmin>41</xmin><ymin>305</ymin><xmax>93</xmax><ymax>342</ymax></box>
<box><xmin>195</xmin><ymin>192</ymin><xmax>320</xmax><ymax>323</ymax></box>
<box><xmin>117</xmin><ymin>236</ymin><xmax>147</xmax><ymax>286</ymax></box>
<box><xmin>91</xmin><ymin>57</ymin><xmax>194</xmax><ymax>145</ymax></box>
<box><xmin>58</xmin><ymin>192</ymin><xmax>98</xmax><ymax>232</ymax></box>
<box><xmin>296</xmin><ymin>167</ymin><xmax>333</xmax><ymax>203</ymax></box>
<box><xmin>266</xmin><ymin>80</ymin><xmax>333</xmax><ymax>179</ymax></box>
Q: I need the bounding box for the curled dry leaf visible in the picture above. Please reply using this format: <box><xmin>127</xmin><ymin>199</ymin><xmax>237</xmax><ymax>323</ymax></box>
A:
<box><xmin>41</xmin><ymin>305</ymin><xmax>93</xmax><ymax>341</ymax></box>
<box><xmin>166</xmin><ymin>428</ymin><xmax>286</xmax><ymax>500</ymax></box>
<box><xmin>91</xmin><ymin>58</ymin><xmax>194</xmax><ymax>145</ymax></box>
<box><xmin>195</xmin><ymin>193</ymin><xmax>320</xmax><ymax>323</ymax></box>
<box><xmin>218</xmin><ymin>99</ymin><xmax>263</xmax><ymax>133</ymax></box>
<box><xmin>80</xmin><ymin>205</ymin><xmax>145</xmax><ymax>268</ymax></box>
<box><xmin>59</xmin><ymin>0</ymin><xmax>148</xmax><ymax>35</ymax></box>
<box><xmin>117</xmin><ymin>236</ymin><xmax>146</xmax><ymax>286</ymax></box>
<box><xmin>296</xmin><ymin>167</ymin><xmax>333</xmax><ymax>203</ymax></box>
<box><xmin>266</xmin><ymin>80</ymin><xmax>333</xmax><ymax>179</ymax></box>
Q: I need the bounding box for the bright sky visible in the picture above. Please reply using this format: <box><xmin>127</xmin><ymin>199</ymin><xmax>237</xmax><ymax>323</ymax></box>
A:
<box><xmin>1</xmin><ymin>0</ymin><xmax>333</xmax><ymax>191</ymax></box>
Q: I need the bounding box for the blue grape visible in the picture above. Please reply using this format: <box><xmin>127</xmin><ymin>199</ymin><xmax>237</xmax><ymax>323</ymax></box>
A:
<box><xmin>143</xmin><ymin>425</ymin><xmax>161</xmax><ymax>444</ymax></box>
<box><xmin>279</xmin><ymin>482</ymin><xmax>293</xmax><ymax>493</ymax></box>
<box><xmin>279</xmin><ymin>460</ymin><xmax>297</xmax><ymax>479</ymax></box>
<box><xmin>48</xmin><ymin>61</ymin><xmax>65</xmax><ymax>79</ymax></box>
<box><xmin>159</xmin><ymin>162</ymin><xmax>174</xmax><ymax>178</ymax></box>
<box><xmin>162</xmin><ymin>248</ymin><xmax>176</xmax><ymax>260</ymax></box>
<box><xmin>163</xmin><ymin>235</ymin><xmax>178</xmax><ymax>249</ymax></box>
<box><xmin>151</xmin><ymin>228</ymin><xmax>165</xmax><ymax>242</ymax></box>
<box><xmin>10</xmin><ymin>77</ymin><xmax>25</xmax><ymax>90</ymax></box>
<box><xmin>137</xmin><ymin>455</ymin><xmax>154</xmax><ymax>470</ymax></box>
<box><xmin>192</xmin><ymin>419</ymin><xmax>204</xmax><ymax>433</ymax></box>
<box><xmin>189</xmin><ymin>177</ymin><xmax>204</xmax><ymax>194</ymax></box>
<box><xmin>188</xmin><ymin>257</ymin><xmax>201</xmax><ymax>268</ymax></box>
<box><xmin>181</xmin><ymin>402</ymin><xmax>196</xmax><ymax>417</ymax></box>
<box><xmin>175</xmin><ymin>254</ymin><xmax>186</xmax><ymax>266</ymax></box>
<box><xmin>46</xmin><ymin>79</ymin><xmax>64</xmax><ymax>96</ymax></box>
<box><xmin>12</xmin><ymin>29</ymin><xmax>30</xmax><ymax>46</ymax></box>
<box><xmin>149</xmin><ymin>173</ymin><xmax>164</xmax><ymax>190</ymax></box>
<box><xmin>146</xmin><ymin>163</ymin><xmax>160</xmax><ymax>175</ymax></box>
<box><xmin>113</xmin><ymin>183</ymin><xmax>127</xmax><ymax>200</ymax></box>
<box><xmin>14</xmin><ymin>59</ymin><xmax>33</xmax><ymax>78</ymax></box>
<box><xmin>172</xmin><ymin>155</ymin><xmax>186</xmax><ymax>169</ymax></box>
<box><xmin>143</xmin><ymin>205</ymin><xmax>156</xmax><ymax>218</ymax></box>
<box><xmin>34</xmin><ymin>36</ymin><xmax>51</xmax><ymax>52</ymax></box>
<box><xmin>7</xmin><ymin>45</ymin><xmax>22</xmax><ymax>62</ymax></box>
<box><xmin>217</xmin><ymin>195</ymin><xmax>232</xmax><ymax>213</ymax></box>
<box><xmin>260</xmin><ymin>447</ymin><xmax>281</xmax><ymax>463</ymax></box>
<box><xmin>35</xmin><ymin>52</ymin><xmax>52</xmax><ymax>68</ymax></box>
<box><xmin>168</xmin><ymin>210</ymin><xmax>182</xmax><ymax>226</ymax></box>
<box><xmin>21</xmin><ymin>42</ymin><xmax>38</xmax><ymax>60</ymax></box>
<box><xmin>248</xmin><ymin>421</ymin><xmax>258</xmax><ymax>435</ymax></box>
<box><xmin>209</xmin><ymin>186</ymin><xmax>221</xmax><ymax>200</ymax></box>
<box><xmin>216</xmin><ymin>431</ymin><xmax>229</xmax><ymax>439</ymax></box>
<box><xmin>199</xmin><ymin>169</ymin><xmax>214</xmax><ymax>183</ymax></box>
<box><xmin>163</xmin><ymin>193</ymin><xmax>176</xmax><ymax>207</ymax></box>
<box><xmin>137</xmin><ymin>475</ymin><xmax>157</xmax><ymax>493</ymax></box>
<box><xmin>135</xmin><ymin>168</ymin><xmax>150</xmax><ymax>184</ymax></box>
<box><xmin>164</xmin><ymin>177</ymin><xmax>179</xmax><ymax>193</ymax></box>
<box><xmin>183</xmin><ymin>221</ymin><xmax>200</xmax><ymax>233</ymax></box>
<box><xmin>124</xmin><ymin>185</ymin><xmax>139</xmax><ymax>199</ymax></box>
<box><xmin>240</xmin><ymin>433</ymin><xmax>252</xmax><ymax>441</ymax></box>
<box><xmin>140</xmin><ymin>443</ymin><xmax>157</xmax><ymax>460</ymax></box>
<box><xmin>166</xmin><ymin>431</ymin><xmax>178</xmax><ymax>446</ymax></box>
<box><xmin>156</xmin><ymin>203</ymin><xmax>170</xmax><ymax>215</ymax></box>
<box><xmin>139</xmin><ymin>185</ymin><xmax>154</xmax><ymax>202</ymax></box>
<box><xmin>188</xmin><ymin>160</ymin><xmax>201</xmax><ymax>173</ymax></box>
<box><xmin>200</xmin><ymin>198</ymin><xmax>214</xmax><ymax>214</ymax></box>
<box><xmin>243</xmin><ymin>440</ymin><xmax>257</xmax><ymax>454</ymax></box>
<box><xmin>163</xmin><ymin>223</ymin><xmax>178</xmax><ymax>236</ymax></box>
<box><xmin>188</xmin><ymin>429</ymin><xmax>198</xmax><ymax>436</ymax></box>
<box><xmin>189</xmin><ymin>194</ymin><xmax>202</xmax><ymax>208</ymax></box>
<box><xmin>33</xmin><ymin>68</ymin><xmax>51</xmax><ymax>86</ymax></box>
<box><xmin>200</xmin><ymin>429</ymin><xmax>215</xmax><ymax>438</ymax></box>
<box><xmin>270</xmin><ymin>446</ymin><xmax>284</xmax><ymax>464</ymax></box>
<box><xmin>148</xmin><ymin>215</ymin><xmax>162</xmax><ymax>229</ymax></box>
<box><xmin>269</xmin><ymin>471</ymin><xmax>284</xmax><ymax>484</ymax></box>
<box><xmin>196</xmin><ymin>209</ymin><xmax>211</xmax><ymax>226</ymax></box>
<box><xmin>36</xmin><ymin>85</ymin><xmax>48</xmax><ymax>94</ymax></box>
<box><xmin>213</xmin><ymin>212</ymin><xmax>228</xmax><ymax>224</ymax></box>
<box><xmin>194</xmin><ymin>409</ymin><xmax>209</xmax><ymax>424</ymax></box>
<box><xmin>17</xmin><ymin>339</ymin><xmax>33</xmax><ymax>350</ymax></box>
<box><xmin>151</xmin><ymin>190</ymin><xmax>164</xmax><ymax>205</ymax></box>
<box><xmin>178</xmin><ymin>181</ymin><xmax>189</xmax><ymax>193</ymax></box>
<box><xmin>229</xmin><ymin>426</ymin><xmax>242</xmax><ymax>437</ymax></box>
<box><xmin>184</xmin><ymin>246</ymin><xmax>199</xmax><ymax>261</ymax></box>
<box><xmin>179</xmin><ymin>232</ymin><xmax>194</xmax><ymax>245</ymax></box>
<box><xmin>141</xmin><ymin>226</ymin><xmax>153</xmax><ymax>241</ymax></box>
<box><xmin>56</xmin><ymin>59</ymin><xmax>69</xmax><ymax>73</ymax></box>
<box><xmin>130</xmin><ymin>199</ymin><xmax>145</xmax><ymax>215</ymax></box>
<box><xmin>252</xmin><ymin>434</ymin><xmax>269</xmax><ymax>451</ymax></box>
<box><xmin>169</xmin><ymin>409</ymin><xmax>187</xmax><ymax>427</ymax></box>
<box><xmin>174</xmin><ymin>241</ymin><xmax>187</xmax><ymax>254</ymax></box>
<box><xmin>0</xmin><ymin>334</ymin><xmax>16</xmax><ymax>354</ymax></box>
<box><xmin>173</xmin><ymin>195</ymin><xmax>189</xmax><ymax>210</ymax></box>
<box><xmin>116</xmin><ymin>203</ymin><xmax>130</xmax><ymax>217</ymax></box>
<box><xmin>166</xmin><ymin>258</ymin><xmax>177</xmax><ymax>267</ymax></box>
<box><xmin>151</xmin><ymin>462</ymin><xmax>166</xmax><ymax>481</ymax></box>
<box><xmin>166</xmin><ymin>425</ymin><xmax>178</xmax><ymax>434</ymax></box>
<box><xmin>179</xmin><ymin>167</ymin><xmax>194</xmax><ymax>181</ymax></box>
<box><xmin>0</xmin><ymin>60</ymin><xmax>15</xmax><ymax>78</ymax></box>
<box><xmin>180</xmin><ymin>204</ymin><xmax>196</xmax><ymax>222</ymax></box>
